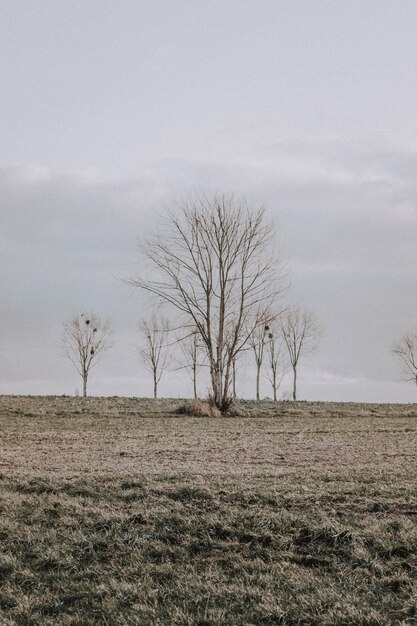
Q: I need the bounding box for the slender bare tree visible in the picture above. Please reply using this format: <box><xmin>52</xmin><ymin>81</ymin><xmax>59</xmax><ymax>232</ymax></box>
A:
<box><xmin>178</xmin><ymin>328</ymin><xmax>204</xmax><ymax>399</ymax></box>
<box><xmin>130</xmin><ymin>192</ymin><xmax>284</xmax><ymax>411</ymax></box>
<box><xmin>231</xmin><ymin>350</ymin><xmax>242</xmax><ymax>400</ymax></box>
<box><xmin>232</xmin><ymin>354</ymin><xmax>237</xmax><ymax>399</ymax></box>
<box><xmin>139</xmin><ymin>316</ymin><xmax>171</xmax><ymax>398</ymax></box>
<box><xmin>280</xmin><ymin>308</ymin><xmax>320</xmax><ymax>401</ymax></box>
<box><xmin>265</xmin><ymin>328</ymin><xmax>286</xmax><ymax>401</ymax></box>
<box><xmin>63</xmin><ymin>313</ymin><xmax>111</xmax><ymax>397</ymax></box>
<box><xmin>248</xmin><ymin>320</ymin><xmax>270</xmax><ymax>401</ymax></box>
<box><xmin>392</xmin><ymin>333</ymin><xmax>417</xmax><ymax>386</ymax></box>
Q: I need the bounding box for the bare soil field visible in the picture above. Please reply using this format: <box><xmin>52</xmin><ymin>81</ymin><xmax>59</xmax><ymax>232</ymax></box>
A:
<box><xmin>1</xmin><ymin>395</ymin><xmax>417</xmax><ymax>477</ymax></box>
<box><xmin>0</xmin><ymin>396</ymin><xmax>416</xmax><ymax>625</ymax></box>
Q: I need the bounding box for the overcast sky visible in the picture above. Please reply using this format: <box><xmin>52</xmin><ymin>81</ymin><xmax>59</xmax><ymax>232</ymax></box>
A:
<box><xmin>2</xmin><ymin>0</ymin><xmax>417</xmax><ymax>401</ymax></box>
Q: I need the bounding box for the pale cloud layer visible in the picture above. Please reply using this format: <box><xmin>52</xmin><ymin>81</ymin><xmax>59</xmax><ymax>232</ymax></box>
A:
<box><xmin>1</xmin><ymin>1</ymin><xmax>417</xmax><ymax>401</ymax></box>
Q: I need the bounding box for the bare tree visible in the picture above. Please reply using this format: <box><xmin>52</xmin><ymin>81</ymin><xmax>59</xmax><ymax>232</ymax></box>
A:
<box><xmin>130</xmin><ymin>193</ymin><xmax>284</xmax><ymax>411</ymax></box>
<box><xmin>392</xmin><ymin>333</ymin><xmax>417</xmax><ymax>385</ymax></box>
<box><xmin>178</xmin><ymin>328</ymin><xmax>203</xmax><ymax>399</ymax></box>
<box><xmin>248</xmin><ymin>320</ymin><xmax>271</xmax><ymax>401</ymax></box>
<box><xmin>63</xmin><ymin>313</ymin><xmax>111</xmax><ymax>397</ymax></box>
<box><xmin>280</xmin><ymin>308</ymin><xmax>320</xmax><ymax>401</ymax></box>
<box><xmin>265</xmin><ymin>329</ymin><xmax>286</xmax><ymax>401</ymax></box>
<box><xmin>139</xmin><ymin>316</ymin><xmax>171</xmax><ymax>398</ymax></box>
<box><xmin>231</xmin><ymin>350</ymin><xmax>242</xmax><ymax>400</ymax></box>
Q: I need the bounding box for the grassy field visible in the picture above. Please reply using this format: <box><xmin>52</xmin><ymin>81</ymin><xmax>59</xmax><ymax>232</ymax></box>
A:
<box><xmin>0</xmin><ymin>396</ymin><xmax>416</xmax><ymax>625</ymax></box>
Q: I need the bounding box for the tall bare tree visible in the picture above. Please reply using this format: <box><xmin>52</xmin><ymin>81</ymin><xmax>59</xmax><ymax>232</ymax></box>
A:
<box><xmin>280</xmin><ymin>308</ymin><xmax>320</xmax><ymax>401</ymax></box>
<box><xmin>392</xmin><ymin>333</ymin><xmax>417</xmax><ymax>386</ymax></box>
<box><xmin>63</xmin><ymin>313</ymin><xmax>111</xmax><ymax>397</ymax></box>
<box><xmin>130</xmin><ymin>193</ymin><xmax>284</xmax><ymax>411</ymax></box>
<box><xmin>139</xmin><ymin>316</ymin><xmax>171</xmax><ymax>398</ymax></box>
<box><xmin>265</xmin><ymin>328</ymin><xmax>286</xmax><ymax>401</ymax></box>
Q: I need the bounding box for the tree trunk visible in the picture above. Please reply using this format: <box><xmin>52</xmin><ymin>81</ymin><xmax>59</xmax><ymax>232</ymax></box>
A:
<box><xmin>232</xmin><ymin>357</ymin><xmax>236</xmax><ymax>399</ymax></box>
<box><xmin>193</xmin><ymin>364</ymin><xmax>197</xmax><ymax>399</ymax></box>
<box><xmin>221</xmin><ymin>364</ymin><xmax>232</xmax><ymax>410</ymax></box>
<box><xmin>83</xmin><ymin>375</ymin><xmax>87</xmax><ymax>397</ymax></box>
<box><xmin>292</xmin><ymin>365</ymin><xmax>297</xmax><ymax>401</ymax></box>
<box><xmin>216</xmin><ymin>346</ymin><xmax>223</xmax><ymax>407</ymax></box>
<box><xmin>211</xmin><ymin>363</ymin><xmax>220</xmax><ymax>407</ymax></box>
<box><xmin>273</xmin><ymin>375</ymin><xmax>277</xmax><ymax>401</ymax></box>
<box><xmin>210</xmin><ymin>351</ymin><xmax>221</xmax><ymax>407</ymax></box>
<box><xmin>256</xmin><ymin>363</ymin><xmax>261</xmax><ymax>401</ymax></box>
<box><xmin>153</xmin><ymin>376</ymin><xmax>157</xmax><ymax>399</ymax></box>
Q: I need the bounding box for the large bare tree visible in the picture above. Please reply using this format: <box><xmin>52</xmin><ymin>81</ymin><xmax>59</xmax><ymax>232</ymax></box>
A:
<box><xmin>63</xmin><ymin>313</ymin><xmax>111</xmax><ymax>396</ymax></box>
<box><xmin>139</xmin><ymin>316</ymin><xmax>171</xmax><ymax>398</ymax></box>
<box><xmin>280</xmin><ymin>308</ymin><xmax>320</xmax><ymax>401</ymax></box>
<box><xmin>392</xmin><ymin>333</ymin><xmax>417</xmax><ymax>386</ymax></box>
<box><xmin>131</xmin><ymin>193</ymin><xmax>283</xmax><ymax>410</ymax></box>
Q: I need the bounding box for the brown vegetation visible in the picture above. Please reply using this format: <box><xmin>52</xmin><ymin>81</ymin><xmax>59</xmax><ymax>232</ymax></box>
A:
<box><xmin>1</xmin><ymin>396</ymin><xmax>416</xmax><ymax>478</ymax></box>
<box><xmin>0</xmin><ymin>396</ymin><xmax>416</xmax><ymax>624</ymax></box>
<box><xmin>176</xmin><ymin>399</ymin><xmax>222</xmax><ymax>418</ymax></box>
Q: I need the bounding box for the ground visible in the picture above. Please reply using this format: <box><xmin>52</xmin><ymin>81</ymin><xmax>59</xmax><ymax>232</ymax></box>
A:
<box><xmin>0</xmin><ymin>396</ymin><xmax>416</xmax><ymax>625</ymax></box>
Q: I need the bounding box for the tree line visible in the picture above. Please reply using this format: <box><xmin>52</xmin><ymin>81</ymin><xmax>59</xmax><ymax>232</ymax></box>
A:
<box><xmin>62</xmin><ymin>305</ymin><xmax>319</xmax><ymax>402</ymax></box>
<box><xmin>62</xmin><ymin>193</ymin><xmax>323</xmax><ymax>407</ymax></box>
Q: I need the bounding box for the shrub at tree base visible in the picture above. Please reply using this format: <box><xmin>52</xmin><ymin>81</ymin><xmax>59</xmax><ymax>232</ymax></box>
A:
<box><xmin>176</xmin><ymin>399</ymin><xmax>248</xmax><ymax>418</ymax></box>
<box><xmin>176</xmin><ymin>400</ymin><xmax>222</xmax><ymax>418</ymax></box>
<box><xmin>221</xmin><ymin>401</ymin><xmax>249</xmax><ymax>417</ymax></box>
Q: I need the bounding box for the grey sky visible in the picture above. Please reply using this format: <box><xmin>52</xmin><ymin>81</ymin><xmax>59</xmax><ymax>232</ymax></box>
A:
<box><xmin>2</xmin><ymin>0</ymin><xmax>417</xmax><ymax>401</ymax></box>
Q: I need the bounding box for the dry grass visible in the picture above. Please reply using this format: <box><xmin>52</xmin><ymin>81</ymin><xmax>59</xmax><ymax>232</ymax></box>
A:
<box><xmin>1</xmin><ymin>396</ymin><xmax>416</xmax><ymax>478</ymax></box>
<box><xmin>177</xmin><ymin>399</ymin><xmax>222</xmax><ymax>418</ymax></box>
<box><xmin>0</xmin><ymin>396</ymin><xmax>416</xmax><ymax>624</ymax></box>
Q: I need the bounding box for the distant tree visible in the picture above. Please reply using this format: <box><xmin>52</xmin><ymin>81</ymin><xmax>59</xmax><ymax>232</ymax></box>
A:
<box><xmin>139</xmin><ymin>316</ymin><xmax>171</xmax><ymax>398</ymax></box>
<box><xmin>232</xmin><ymin>355</ymin><xmax>237</xmax><ymax>399</ymax></box>
<box><xmin>392</xmin><ymin>333</ymin><xmax>417</xmax><ymax>386</ymax></box>
<box><xmin>248</xmin><ymin>319</ymin><xmax>271</xmax><ymax>401</ymax></box>
<box><xmin>265</xmin><ymin>328</ymin><xmax>287</xmax><ymax>401</ymax></box>
<box><xmin>130</xmin><ymin>192</ymin><xmax>284</xmax><ymax>411</ymax></box>
<box><xmin>63</xmin><ymin>313</ymin><xmax>111</xmax><ymax>397</ymax></box>
<box><xmin>280</xmin><ymin>308</ymin><xmax>320</xmax><ymax>401</ymax></box>
<box><xmin>231</xmin><ymin>350</ymin><xmax>241</xmax><ymax>400</ymax></box>
<box><xmin>179</xmin><ymin>328</ymin><xmax>203</xmax><ymax>399</ymax></box>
